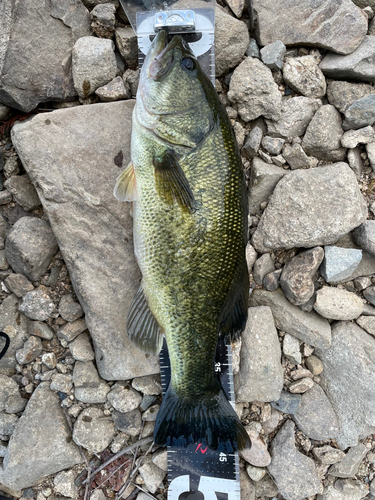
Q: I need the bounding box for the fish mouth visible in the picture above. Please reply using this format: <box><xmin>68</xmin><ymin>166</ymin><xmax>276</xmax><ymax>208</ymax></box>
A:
<box><xmin>146</xmin><ymin>30</ymin><xmax>184</xmax><ymax>80</ymax></box>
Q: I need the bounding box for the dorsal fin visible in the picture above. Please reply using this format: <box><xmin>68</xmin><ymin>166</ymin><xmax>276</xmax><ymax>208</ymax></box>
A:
<box><xmin>113</xmin><ymin>161</ymin><xmax>138</xmax><ymax>202</ymax></box>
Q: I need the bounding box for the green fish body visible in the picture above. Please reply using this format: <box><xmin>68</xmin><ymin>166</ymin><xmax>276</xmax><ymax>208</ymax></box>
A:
<box><xmin>114</xmin><ymin>31</ymin><xmax>250</xmax><ymax>452</ymax></box>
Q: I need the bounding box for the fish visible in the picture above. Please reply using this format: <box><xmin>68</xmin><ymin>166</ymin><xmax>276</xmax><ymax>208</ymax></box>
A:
<box><xmin>114</xmin><ymin>30</ymin><xmax>250</xmax><ymax>452</ymax></box>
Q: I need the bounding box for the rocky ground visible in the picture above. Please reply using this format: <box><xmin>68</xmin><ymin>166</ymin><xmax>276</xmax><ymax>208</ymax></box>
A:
<box><xmin>0</xmin><ymin>0</ymin><xmax>375</xmax><ymax>499</ymax></box>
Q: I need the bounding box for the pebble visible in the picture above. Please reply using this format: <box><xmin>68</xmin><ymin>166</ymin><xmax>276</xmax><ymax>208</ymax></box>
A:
<box><xmin>312</xmin><ymin>445</ymin><xmax>346</xmax><ymax>465</ymax></box>
<box><xmin>0</xmin><ymin>250</ymin><xmax>9</xmax><ymax>271</ymax></box>
<box><xmin>138</xmin><ymin>455</ymin><xmax>166</xmax><ymax>494</ymax></box>
<box><xmin>341</xmin><ymin>126</ymin><xmax>375</xmax><ymax>148</ymax></box>
<box><xmin>260</xmin><ymin>40</ymin><xmax>286</xmax><ymax>70</ymax></box>
<box><xmin>132</xmin><ymin>375</ymin><xmax>161</xmax><ymax>395</ymax></box>
<box><xmin>246</xmin><ymin>464</ymin><xmax>266</xmax><ymax>482</ymax></box>
<box><xmin>0</xmin><ymin>413</ymin><xmax>19</xmax><ymax>436</ymax></box>
<box><xmin>142</xmin><ymin>404</ymin><xmax>160</xmax><ymax>422</ymax></box>
<box><xmin>41</xmin><ymin>353</ymin><xmax>56</xmax><ymax>370</ymax></box>
<box><xmin>90</xmin><ymin>3</ymin><xmax>116</xmax><ymax>38</ymax></box>
<box><xmin>353</xmin><ymin>276</ymin><xmax>371</xmax><ymax>291</ymax></box>
<box><xmin>242</xmin><ymin>126</ymin><xmax>263</xmax><ymax>159</ymax></box>
<box><xmin>271</xmin><ymin>391</ymin><xmax>301</xmax><ymax>414</ymax></box>
<box><xmin>283</xmin><ymin>143</ymin><xmax>311</xmax><ymax>169</ymax></box>
<box><xmin>353</xmin><ymin>220</ymin><xmax>375</xmax><ymax>255</ymax></box>
<box><xmin>57</xmin><ymin>318</ymin><xmax>87</xmax><ymax>342</ymax></box>
<box><xmin>28</xmin><ymin>321</ymin><xmax>54</xmax><ymax>340</ymax></box>
<box><xmin>305</xmin><ymin>355</ymin><xmax>324</xmax><ymax>375</ymax></box>
<box><xmin>283</xmin><ymin>333</ymin><xmax>302</xmax><ymax>365</ymax></box>
<box><xmin>50</xmin><ymin>374</ymin><xmax>73</xmax><ymax>394</ymax></box>
<box><xmin>314</xmin><ymin>286</ymin><xmax>364</xmax><ymax>320</ymax></box>
<box><xmin>0</xmin><ymin>375</ymin><xmax>21</xmax><ymax>413</ymax></box>
<box><xmin>289</xmin><ymin>377</ymin><xmax>314</xmax><ymax>394</ymax></box>
<box><xmin>75</xmin><ymin>381</ymin><xmax>111</xmax><ymax>404</ymax></box>
<box><xmin>291</xmin><ymin>368</ymin><xmax>313</xmax><ymax>380</ymax></box>
<box><xmin>72</xmin><ymin>361</ymin><xmax>100</xmax><ymax>389</ymax></box>
<box><xmin>248</xmin><ymin>158</ymin><xmax>286</xmax><ymax>215</ymax></box>
<box><xmin>112</xmin><ymin>408</ymin><xmax>142</xmax><ymax>437</ymax></box>
<box><xmin>320</xmin><ymin>246</ymin><xmax>362</xmax><ymax>283</ymax></box>
<box><xmin>246</xmin><ymin>38</ymin><xmax>260</xmax><ymax>58</ymax></box>
<box><xmin>69</xmin><ymin>332</ymin><xmax>95</xmax><ymax>362</ymax></box>
<box><xmin>347</xmin><ymin>148</ymin><xmax>364</xmax><ymax>179</ymax></box>
<box><xmin>73</xmin><ymin>407</ymin><xmax>115</xmax><ymax>453</ymax></box>
<box><xmin>283</xmin><ymin>56</ymin><xmax>326</xmax><ymax>98</ymax></box>
<box><xmin>356</xmin><ymin>315</ymin><xmax>375</xmax><ymax>336</ymax></box>
<box><xmin>241</xmin><ymin>427</ymin><xmax>271</xmax><ymax>467</ymax></box>
<box><xmin>107</xmin><ymin>383</ymin><xmax>142</xmax><ymax>413</ymax></box>
<box><xmin>253</xmin><ymin>253</ymin><xmax>275</xmax><ymax>286</ymax></box>
<box><xmin>0</xmin><ymin>190</ymin><xmax>13</xmax><ymax>205</ymax></box>
<box><xmin>328</xmin><ymin>443</ymin><xmax>368</xmax><ymax>478</ymax></box>
<box><xmin>4</xmin><ymin>274</ymin><xmax>34</xmax><ymax>298</ymax></box>
<box><xmin>18</xmin><ymin>287</ymin><xmax>55</xmax><ymax>321</ymax></box>
<box><xmin>343</xmin><ymin>95</ymin><xmax>375</xmax><ymax>130</ymax></box>
<box><xmin>318</xmin><ymin>479</ymin><xmax>369</xmax><ymax>500</ymax></box>
<box><xmin>15</xmin><ymin>336</ymin><xmax>43</xmax><ymax>365</ymax></box>
<box><xmin>95</xmin><ymin>76</ymin><xmax>131</xmax><ymax>102</ymax></box>
<box><xmin>263</xmin><ymin>269</ymin><xmax>282</xmax><ymax>291</ymax></box>
<box><xmin>261</xmin><ymin>136</ymin><xmax>285</xmax><ymax>156</ymax></box>
<box><xmin>58</xmin><ymin>294</ymin><xmax>83</xmax><ymax>322</ymax></box>
<box><xmin>3</xmin><ymin>175</ymin><xmax>41</xmax><ymax>212</ymax></box>
<box><xmin>53</xmin><ymin>470</ymin><xmax>79</xmax><ymax>499</ymax></box>
<box><xmin>326</xmin><ymin>80</ymin><xmax>375</xmax><ymax>114</ymax></box>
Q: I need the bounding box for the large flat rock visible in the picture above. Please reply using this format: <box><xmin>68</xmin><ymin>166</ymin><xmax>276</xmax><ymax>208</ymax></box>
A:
<box><xmin>11</xmin><ymin>101</ymin><xmax>160</xmax><ymax>380</ymax></box>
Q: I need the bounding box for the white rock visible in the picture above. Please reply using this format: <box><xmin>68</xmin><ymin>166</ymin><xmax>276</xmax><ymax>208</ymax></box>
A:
<box><xmin>314</xmin><ymin>287</ymin><xmax>364</xmax><ymax>320</ymax></box>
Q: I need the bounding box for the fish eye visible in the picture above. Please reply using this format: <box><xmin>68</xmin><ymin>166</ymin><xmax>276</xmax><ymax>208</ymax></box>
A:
<box><xmin>181</xmin><ymin>57</ymin><xmax>195</xmax><ymax>71</ymax></box>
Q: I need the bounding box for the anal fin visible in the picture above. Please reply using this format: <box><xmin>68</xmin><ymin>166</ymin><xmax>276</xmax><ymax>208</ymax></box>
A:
<box><xmin>127</xmin><ymin>285</ymin><xmax>163</xmax><ymax>354</ymax></box>
<box><xmin>114</xmin><ymin>161</ymin><xmax>138</xmax><ymax>202</ymax></box>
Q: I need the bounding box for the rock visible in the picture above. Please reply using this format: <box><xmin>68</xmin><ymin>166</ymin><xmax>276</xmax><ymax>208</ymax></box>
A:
<box><xmin>152</xmin><ymin>448</ymin><xmax>168</xmax><ymax>472</ymax></box>
<box><xmin>73</xmin><ymin>360</ymin><xmax>100</xmax><ymax>388</ymax></box>
<box><xmin>107</xmin><ymin>383</ymin><xmax>142</xmax><ymax>413</ymax></box>
<box><xmin>329</xmin><ymin>443</ymin><xmax>368</xmax><ymax>478</ymax></box>
<box><xmin>248</xmin><ymin>158</ymin><xmax>286</xmax><ymax>215</ymax></box>
<box><xmin>261</xmin><ymin>136</ymin><xmax>285</xmax><ymax>156</ymax></box>
<box><xmin>280</xmin><ymin>248</ymin><xmax>324</xmax><ymax>306</ymax></box>
<box><xmin>138</xmin><ymin>455</ymin><xmax>166</xmax><ymax>494</ymax></box>
<box><xmin>347</xmin><ymin>148</ymin><xmax>364</xmax><ymax>180</ymax></box>
<box><xmin>214</xmin><ymin>8</ymin><xmax>249</xmax><ymax>77</ymax></box>
<box><xmin>292</xmin><ymin>383</ymin><xmax>339</xmax><ymax>440</ymax></box>
<box><xmin>253</xmin><ymin>254</ymin><xmax>275</xmax><ymax>286</ymax></box>
<box><xmin>252</xmin><ymin>163</ymin><xmax>367</xmax><ymax>252</ymax></box>
<box><xmin>267</xmin><ymin>420</ymin><xmax>322</xmax><ymax>500</ymax></box>
<box><xmin>50</xmin><ymin>374</ymin><xmax>73</xmax><ymax>394</ymax></box>
<box><xmin>95</xmin><ymin>76</ymin><xmax>130</xmax><ymax>102</ymax></box>
<box><xmin>0</xmin><ymin>413</ymin><xmax>19</xmax><ymax>436</ymax></box>
<box><xmin>5</xmin><ymin>217</ymin><xmax>58</xmax><ymax>281</ymax></box>
<box><xmin>72</xmin><ymin>36</ymin><xmax>117</xmax><ymax>98</ymax></box>
<box><xmin>0</xmin><ymin>0</ymin><xmax>91</xmax><ymax>111</ymax></box>
<box><xmin>356</xmin><ymin>315</ymin><xmax>375</xmax><ymax>336</ymax></box>
<box><xmin>260</xmin><ymin>41</ymin><xmax>286</xmax><ymax>70</ymax></box>
<box><xmin>302</xmin><ymin>105</ymin><xmax>346</xmax><ymax>161</ymax></box>
<box><xmin>316</xmin><ymin>321</ymin><xmax>375</xmax><ymax>449</ymax></box>
<box><xmin>132</xmin><ymin>376</ymin><xmax>161</xmax><ymax>396</ymax></box>
<box><xmin>250</xmin><ymin>289</ymin><xmax>331</xmax><ymax>349</ymax></box>
<box><xmin>313</xmin><ymin>445</ymin><xmax>346</xmax><ymax>465</ymax></box>
<box><xmin>3</xmin><ymin>175</ymin><xmax>41</xmax><ymax>211</ymax></box>
<box><xmin>4</xmin><ymin>274</ymin><xmax>34</xmax><ymax>298</ymax></box>
<box><xmin>90</xmin><ymin>3</ymin><xmax>116</xmax><ymax>38</ymax></box>
<box><xmin>246</xmin><ymin>465</ymin><xmax>266</xmax><ymax>482</ymax></box>
<box><xmin>253</xmin><ymin>0</ymin><xmax>366</xmax><ymax>55</ymax></box>
<box><xmin>353</xmin><ymin>220</ymin><xmax>375</xmax><ymax>255</ymax></box>
<box><xmin>69</xmin><ymin>332</ymin><xmax>95</xmax><ymax>362</ymax></box>
<box><xmin>343</xmin><ymin>95</ymin><xmax>375</xmax><ymax>130</ymax></box>
<box><xmin>242</xmin><ymin>127</ymin><xmax>263</xmax><ymax>159</ymax></box>
<box><xmin>15</xmin><ymin>336</ymin><xmax>43</xmax><ymax>365</ymax></box>
<box><xmin>367</xmin><ymin>141</ymin><xmax>375</xmax><ymax>171</ymax></box>
<box><xmin>306</xmin><ymin>355</ymin><xmax>324</xmax><ymax>375</ymax></box>
<box><xmin>0</xmin><ymin>104</ymin><xmax>11</xmax><ymax>120</ymax></box>
<box><xmin>354</xmin><ymin>277</ymin><xmax>372</xmax><ymax>291</ymax></box>
<box><xmin>327</xmin><ymin>80</ymin><xmax>375</xmax><ymax>113</ymax></box>
<box><xmin>289</xmin><ymin>377</ymin><xmax>314</xmax><ymax>394</ymax></box>
<box><xmin>320</xmin><ymin>36</ymin><xmax>375</xmax><ymax>81</ymax></box>
<box><xmin>283</xmin><ymin>56</ymin><xmax>326</xmax><ymax>98</ymax></box>
<box><xmin>271</xmin><ymin>391</ymin><xmax>301</xmax><ymax>414</ymax></box>
<box><xmin>0</xmin><ymin>384</ymin><xmax>82</xmax><ymax>490</ymax></box>
<box><xmin>0</xmin><ymin>191</ymin><xmax>13</xmax><ymax>205</ymax></box>
<box><xmin>18</xmin><ymin>287</ymin><xmax>55</xmax><ymax>321</ymax></box>
<box><xmin>76</xmin><ymin>383</ymin><xmax>111</xmax><ymax>404</ymax></box>
<box><xmin>123</xmin><ymin>69</ymin><xmax>139</xmax><ymax>97</ymax></box>
<box><xmin>58</xmin><ymin>294</ymin><xmax>83</xmax><ymax>322</ymax></box>
<box><xmin>0</xmin><ymin>375</ymin><xmax>22</xmax><ymax>414</ymax></box>
<box><xmin>41</xmin><ymin>353</ymin><xmax>57</xmax><ymax>370</ymax></box>
<box><xmin>73</xmin><ymin>406</ymin><xmax>115</xmax><ymax>453</ymax></box>
<box><xmin>317</xmin><ymin>479</ymin><xmax>369</xmax><ymax>500</ymax></box>
<box><xmin>283</xmin><ymin>334</ymin><xmax>302</xmax><ymax>365</ymax></box>
<box><xmin>54</xmin><ymin>470</ymin><xmax>79</xmax><ymax>499</ymax></box>
<box><xmin>320</xmin><ymin>246</ymin><xmax>362</xmax><ymax>283</ymax></box>
<box><xmin>115</xmin><ymin>27</ymin><xmax>138</xmax><ymax>70</ymax></box>
<box><xmin>314</xmin><ymin>287</ymin><xmax>364</xmax><ymax>320</ymax></box>
<box><xmin>241</xmin><ymin>428</ymin><xmax>271</xmax><ymax>467</ymax></box>
<box><xmin>112</xmin><ymin>408</ymin><xmax>142</xmax><ymax>437</ymax></box>
<box><xmin>235</xmin><ymin>306</ymin><xmax>283</xmax><ymax>402</ymax></box>
<box><xmin>254</xmin><ymin>473</ymin><xmax>279</xmax><ymax>498</ymax></box>
<box><xmin>11</xmin><ymin>101</ymin><xmax>160</xmax><ymax>380</ymax></box>
<box><xmin>57</xmin><ymin>318</ymin><xmax>87</xmax><ymax>343</ymax></box>
<box><xmin>263</xmin><ymin>269</ymin><xmax>282</xmax><ymax>291</ymax></box>
<box><xmin>341</xmin><ymin>126</ymin><xmax>375</xmax><ymax>148</ymax></box>
<box><xmin>228</xmin><ymin>58</ymin><xmax>282</xmax><ymax>122</ymax></box>
<box><xmin>265</xmin><ymin>96</ymin><xmax>321</xmax><ymax>140</ymax></box>
<box><xmin>0</xmin><ymin>250</ymin><xmax>9</xmax><ymax>271</ymax></box>
<box><xmin>283</xmin><ymin>143</ymin><xmax>311</xmax><ymax>170</ymax></box>
<box><xmin>247</xmin><ymin>38</ymin><xmax>260</xmax><ymax>58</ymax></box>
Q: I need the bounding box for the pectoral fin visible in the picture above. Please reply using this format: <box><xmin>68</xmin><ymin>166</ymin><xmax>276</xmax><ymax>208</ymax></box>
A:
<box><xmin>153</xmin><ymin>149</ymin><xmax>195</xmax><ymax>212</ymax></box>
<box><xmin>113</xmin><ymin>162</ymin><xmax>138</xmax><ymax>202</ymax></box>
<box><xmin>127</xmin><ymin>285</ymin><xmax>163</xmax><ymax>354</ymax></box>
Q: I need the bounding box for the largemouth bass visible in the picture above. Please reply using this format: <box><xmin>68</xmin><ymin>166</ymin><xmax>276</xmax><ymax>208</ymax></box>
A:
<box><xmin>114</xmin><ymin>30</ymin><xmax>250</xmax><ymax>452</ymax></box>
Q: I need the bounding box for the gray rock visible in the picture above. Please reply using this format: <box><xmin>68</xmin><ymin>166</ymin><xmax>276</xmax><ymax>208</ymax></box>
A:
<box><xmin>265</xmin><ymin>96</ymin><xmax>321</xmax><ymax>140</ymax></box>
<box><xmin>50</xmin><ymin>374</ymin><xmax>73</xmax><ymax>394</ymax></box>
<box><xmin>302</xmin><ymin>105</ymin><xmax>346</xmax><ymax>161</ymax></box>
<box><xmin>54</xmin><ymin>470</ymin><xmax>79</xmax><ymax>499</ymax></box>
<box><xmin>90</xmin><ymin>3</ymin><xmax>116</xmax><ymax>38</ymax></box>
<box><xmin>320</xmin><ymin>246</ymin><xmax>362</xmax><ymax>283</ymax></box>
<box><xmin>329</xmin><ymin>443</ymin><xmax>368</xmax><ymax>478</ymax></box>
<box><xmin>254</xmin><ymin>473</ymin><xmax>279</xmax><ymax>498</ymax></box>
<box><xmin>343</xmin><ymin>95</ymin><xmax>375</xmax><ymax>129</ymax></box>
<box><xmin>293</xmin><ymin>383</ymin><xmax>339</xmax><ymax>440</ymax></box>
<box><xmin>363</xmin><ymin>285</ymin><xmax>375</xmax><ymax>306</ymax></box>
<box><xmin>224</xmin><ymin>0</ymin><xmax>245</xmax><ymax>18</ymax></box>
<box><xmin>57</xmin><ymin>318</ymin><xmax>87</xmax><ymax>343</ymax></box>
<box><xmin>316</xmin><ymin>321</ymin><xmax>375</xmax><ymax>449</ymax></box>
<box><xmin>0</xmin><ymin>384</ymin><xmax>82</xmax><ymax>490</ymax></box>
<box><xmin>253</xmin><ymin>254</ymin><xmax>275</xmax><ymax>286</ymax></box>
<box><xmin>283</xmin><ymin>143</ymin><xmax>311</xmax><ymax>170</ymax></box>
<box><xmin>246</xmin><ymin>465</ymin><xmax>266</xmax><ymax>482</ymax></box>
<box><xmin>0</xmin><ymin>104</ymin><xmax>11</xmax><ymax>120</ymax></box>
<box><xmin>42</xmin><ymin>352</ymin><xmax>57</xmax><ymax>370</ymax></box>
<box><xmin>367</xmin><ymin>141</ymin><xmax>375</xmax><ymax>171</ymax></box>
<box><xmin>107</xmin><ymin>382</ymin><xmax>142</xmax><ymax>413</ymax></box>
<box><xmin>4</xmin><ymin>274</ymin><xmax>34</xmax><ymax>298</ymax></box>
<box><xmin>0</xmin><ymin>0</ymin><xmax>91</xmax><ymax>111</ymax></box>
<box><xmin>0</xmin><ymin>413</ymin><xmax>18</xmax><ymax>436</ymax></box>
<box><xmin>138</xmin><ymin>456</ymin><xmax>166</xmax><ymax>494</ymax></box>
<box><xmin>4</xmin><ymin>175</ymin><xmax>41</xmax><ymax>211</ymax></box>
<box><xmin>248</xmin><ymin>158</ymin><xmax>286</xmax><ymax>215</ymax></box>
<box><xmin>263</xmin><ymin>269</ymin><xmax>282</xmax><ymax>291</ymax></box>
<box><xmin>341</xmin><ymin>126</ymin><xmax>375</xmax><ymax>148</ymax></box>
<box><xmin>72</xmin><ymin>36</ymin><xmax>117</xmax><ymax>98</ymax></box>
<box><xmin>320</xmin><ymin>36</ymin><xmax>375</xmax><ymax>81</ymax></box>
<box><xmin>73</xmin><ymin>407</ymin><xmax>115</xmax><ymax>453</ymax></box>
<box><xmin>305</xmin><ymin>355</ymin><xmax>324</xmax><ymax>375</ymax></box>
<box><xmin>347</xmin><ymin>148</ymin><xmax>364</xmax><ymax>180</ymax></box>
<box><xmin>5</xmin><ymin>217</ymin><xmax>58</xmax><ymax>281</ymax></box>
<box><xmin>0</xmin><ymin>191</ymin><xmax>13</xmax><ymax>205</ymax></box>
<box><xmin>11</xmin><ymin>101</ymin><xmax>160</xmax><ymax>380</ymax></box>
<box><xmin>255</xmin><ymin>0</ymin><xmax>367</xmax><ymax>53</ymax></box>
<box><xmin>289</xmin><ymin>377</ymin><xmax>314</xmax><ymax>393</ymax></box>
<box><xmin>246</xmin><ymin>38</ymin><xmax>260</xmax><ymax>58</ymax></box>
<box><xmin>115</xmin><ymin>27</ymin><xmax>138</xmax><ymax>70</ymax></box>
<box><xmin>313</xmin><ymin>445</ymin><xmax>346</xmax><ymax>465</ymax></box>
<box><xmin>142</xmin><ymin>404</ymin><xmax>160</xmax><ymax>422</ymax></box>
<box><xmin>252</xmin><ymin>163</ymin><xmax>367</xmax><ymax>252</ymax></box>
<box><xmin>0</xmin><ymin>250</ymin><xmax>9</xmax><ymax>271</ymax></box>
<box><xmin>0</xmin><ymin>215</ymin><xmax>9</xmax><ymax>239</ymax></box>
<box><xmin>228</xmin><ymin>58</ymin><xmax>282</xmax><ymax>122</ymax></box>
<box><xmin>15</xmin><ymin>336</ymin><xmax>43</xmax><ymax>365</ymax></box>
<box><xmin>0</xmin><ymin>375</ymin><xmax>21</xmax><ymax>413</ymax></box>
<box><xmin>261</xmin><ymin>136</ymin><xmax>285</xmax><ymax>156</ymax></box>
<box><xmin>362</xmin><ymin>303</ymin><xmax>375</xmax><ymax>315</ymax></box>
<box><xmin>242</xmin><ymin>126</ymin><xmax>263</xmax><ymax>159</ymax></box>
<box><xmin>152</xmin><ymin>448</ymin><xmax>167</xmax><ymax>471</ymax></box>
<box><xmin>73</xmin><ymin>360</ymin><xmax>100</xmax><ymax>388</ymax></box>
<box><xmin>354</xmin><ymin>276</ymin><xmax>371</xmax><ymax>291</ymax></box>
<box><xmin>215</xmin><ymin>8</ymin><xmax>249</xmax><ymax>77</ymax></box>
<box><xmin>241</xmin><ymin>428</ymin><xmax>271</xmax><ymax>467</ymax></box>
<box><xmin>58</xmin><ymin>294</ymin><xmax>83</xmax><ymax>322</ymax></box>
<box><xmin>123</xmin><ymin>69</ymin><xmax>139</xmax><ymax>97</ymax></box>
<box><xmin>327</xmin><ymin>80</ymin><xmax>375</xmax><ymax>114</ymax></box>
<box><xmin>95</xmin><ymin>76</ymin><xmax>130</xmax><ymax>102</ymax></box>
<box><xmin>18</xmin><ymin>287</ymin><xmax>55</xmax><ymax>321</ymax></box>
<box><xmin>267</xmin><ymin>420</ymin><xmax>322</xmax><ymax>500</ymax></box>
<box><xmin>314</xmin><ymin>287</ymin><xmax>364</xmax><ymax>320</ymax></box>
<box><xmin>317</xmin><ymin>479</ymin><xmax>369</xmax><ymax>500</ymax></box>
<box><xmin>250</xmin><ymin>289</ymin><xmax>331</xmax><ymax>349</ymax></box>
<box><xmin>75</xmin><ymin>381</ymin><xmax>111</xmax><ymax>404</ymax></box>
<box><xmin>280</xmin><ymin>247</ymin><xmax>324</xmax><ymax>306</ymax></box>
<box><xmin>69</xmin><ymin>332</ymin><xmax>95</xmax><ymax>362</ymax></box>
<box><xmin>283</xmin><ymin>333</ymin><xmax>302</xmax><ymax>365</ymax></box>
<box><xmin>112</xmin><ymin>408</ymin><xmax>142</xmax><ymax>437</ymax></box>
<box><xmin>132</xmin><ymin>376</ymin><xmax>161</xmax><ymax>395</ymax></box>
<box><xmin>283</xmin><ymin>56</ymin><xmax>326</xmax><ymax>98</ymax></box>
<box><xmin>353</xmin><ymin>220</ymin><xmax>375</xmax><ymax>255</ymax></box>
<box><xmin>235</xmin><ymin>306</ymin><xmax>283</xmax><ymax>402</ymax></box>
<box><xmin>260</xmin><ymin>41</ymin><xmax>286</xmax><ymax>70</ymax></box>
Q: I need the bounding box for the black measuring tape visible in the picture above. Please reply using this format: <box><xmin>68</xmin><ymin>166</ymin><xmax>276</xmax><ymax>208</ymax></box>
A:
<box><xmin>159</xmin><ymin>338</ymin><xmax>241</xmax><ymax>500</ymax></box>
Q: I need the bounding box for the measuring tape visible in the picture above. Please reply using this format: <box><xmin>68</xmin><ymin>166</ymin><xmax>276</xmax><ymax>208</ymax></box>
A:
<box><xmin>160</xmin><ymin>338</ymin><xmax>241</xmax><ymax>500</ymax></box>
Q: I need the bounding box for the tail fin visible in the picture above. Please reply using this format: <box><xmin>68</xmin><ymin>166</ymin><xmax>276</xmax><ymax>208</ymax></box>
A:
<box><xmin>153</xmin><ymin>385</ymin><xmax>250</xmax><ymax>453</ymax></box>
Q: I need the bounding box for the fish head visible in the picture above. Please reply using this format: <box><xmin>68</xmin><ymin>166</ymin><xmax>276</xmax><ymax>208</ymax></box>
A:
<box><xmin>137</xmin><ymin>30</ymin><xmax>216</xmax><ymax>147</ymax></box>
